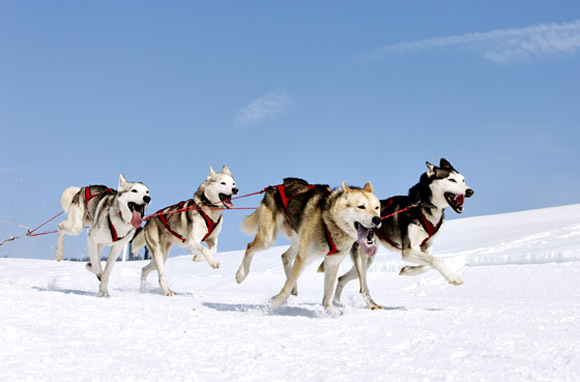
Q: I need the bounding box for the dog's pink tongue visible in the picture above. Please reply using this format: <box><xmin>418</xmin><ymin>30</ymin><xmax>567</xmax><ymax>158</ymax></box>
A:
<box><xmin>131</xmin><ymin>210</ymin><xmax>143</xmax><ymax>228</ymax></box>
<box><xmin>454</xmin><ymin>194</ymin><xmax>465</xmax><ymax>207</ymax></box>
<box><xmin>357</xmin><ymin>226</ymin><xmax>378</xmax><ymax>257</ymax></box>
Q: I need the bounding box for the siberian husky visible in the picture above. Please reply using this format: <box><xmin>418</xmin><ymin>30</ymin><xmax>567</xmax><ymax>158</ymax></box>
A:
<box><xmin>54</xmin><ymin>174</ymin><xmax>151</xmax><ymax>297</ymax></box>
<box><xmin>333</xmin><ymin>158</ymin><xmax>474</xmax><ymax>309</ymax></box>
<box><xmin>236</xmin><ymin>178</ymin><xmax>381</xmax><ymax>314</ymax></box>
<box><xmin>131</xmin><ymin>165</ymin><xmax>237</xmax><ymax>296</ymax></box>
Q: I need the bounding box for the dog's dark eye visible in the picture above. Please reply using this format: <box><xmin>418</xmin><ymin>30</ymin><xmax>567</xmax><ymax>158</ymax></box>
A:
<box><xmin>449</xmin><ymin>179</ymin><xmax>457</xmax><ymax>183</ymax></box>
<box><xmin>358</xmin><ymin>205</ymin><xmax>365</xmax><ymax>210</ymax></box>
<box><xmin>131</xmin><ymin>189</ymin><xmax>138</xmax><ymax>193</ymax></box>
<box><xmin>221</xmin><ymin>182</ymin><xmax>226</xmax><ymax>185</ymax></box>
<box><xmin>375</xmin><ymin>206</ymin><xmax>379</xmax><ymax>210</ymax></box>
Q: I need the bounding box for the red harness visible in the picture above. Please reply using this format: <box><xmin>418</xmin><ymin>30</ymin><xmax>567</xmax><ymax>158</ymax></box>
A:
<box><xmin>84</xmin><ymin>187</ymin><xmax>123</xmax><ymax>242</ymax></box>
<box><xmin>107</xmin><ymin>215</ymin><xmax>125</xmax><ymax>242</ymax></box>
<box><xmin>274</xmin><ymin>183</ymin><xmax>338</xmax><ymax>256</ymax></box>
<box><xmin>417</xmin><ymin>212</ymin><xmax>443</xmax><ymax>247</ymax></box>
<box><xmin>275</xmin><ymin>183</ymin><xmax>316</xmax><ymax>220</ymax></box>
<box><xmin>324</xmin><ymin>224</ymin><xmax>339</xmax><ymax>256</ymax></box>
<box><xmin>157</xmin><ymin>201</ymin><xmax>221</xmax><ymax>243</ymax></box>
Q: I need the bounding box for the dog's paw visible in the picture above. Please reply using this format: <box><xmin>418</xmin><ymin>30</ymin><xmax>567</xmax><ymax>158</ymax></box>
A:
<box><xmin>235</xmin><ymin>267</ymin><xmax>248</xmax><ymax>284</ymax></box>
<box><xmin>210</xmin><ymin>261</ymin><xmax>220</xmax><ymax>269</ymax></box>
<box><xmin>447</xmin><ymin>273</ymin><xmax>464</xmax><ymax>286</ymax></box>
<box><xmin>268</xmin><ymin>293</ymin><xmax>288</xmax><ymax>310</ymax></box>
<box><xmin>192</xmin><ymin>254</ymin><xmax>204</xmax><ymax>262</ymax></box>
<box><xmin>165</xmin><ymin>291</ymin><xmax>176</xmax><ymax>296</ymax></box>
<box><xmin>449</xmin><ymin>277</ymin><xmax>464</xmax><ymax>286</ymax></box>
<box><xmin>55</xmin><ymin>248</ymin><xmax>64</xmax><ymax>262</ymax></box>
<box><xmin>324</xmin><ymin>305</ymin><xmax>344</xmax><ymax>317</ymax></box>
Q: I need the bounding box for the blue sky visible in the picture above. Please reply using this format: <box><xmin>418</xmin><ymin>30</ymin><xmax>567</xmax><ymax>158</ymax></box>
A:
<box><xmin>1</xmin><ymin>1</ymin><xmax>580</xmax><ymax>259</ymax></box>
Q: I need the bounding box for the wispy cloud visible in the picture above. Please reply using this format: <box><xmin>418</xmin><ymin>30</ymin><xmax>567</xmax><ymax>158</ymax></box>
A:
<box><xmin>234</xmin><ymin>91</ymin><xmax>294</xmax><ymax>127</ymax></box>
<box><xmin>358</xmin><ymin>20</ymin><xmax>580</xmax><ymax>63</ymax></box>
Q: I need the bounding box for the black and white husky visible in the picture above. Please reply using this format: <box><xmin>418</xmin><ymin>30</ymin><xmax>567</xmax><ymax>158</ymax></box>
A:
<box><xmin>333</xmin><ymin>158</ymin><xmax>474</xmax><ymax>309</ymax></box>
<box><xmin>55</xmin><ymin>174</ymin><xmax>151</xmax><ymax>297</ymax></box>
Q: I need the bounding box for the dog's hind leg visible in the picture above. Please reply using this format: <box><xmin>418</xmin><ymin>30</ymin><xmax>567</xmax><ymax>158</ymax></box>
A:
<box><xmin>268</xmin><ymin>238</ymin><xmax>313</xmax><ymax>310</ymax></box>
<box><xmin>54</xmin><ymin>206</ymin><xmax>85</xmax><ymax>261</ymax></box>
<box><xmin>85</xmin><ymin>236</ymin><xmax>104</xmax><ymax>280</ymax></box>
<box><xmin>281</xmin><ymin>240</ymin><xmax>299</xmax><ymax>296</ymax></box>
<box><xmin>236</xmin><ymin>208</ymin><xmax>278</xmax><ymax>284</ymax></box>
<box><xmin>141</xmin><ymin>260</ymin><xmax>156</xmax><ymax>292</ymax></box>
<box><xmin>151</xmin><ymin>244</ymin><xmax>174</xmax><ymax>296</ymax></box>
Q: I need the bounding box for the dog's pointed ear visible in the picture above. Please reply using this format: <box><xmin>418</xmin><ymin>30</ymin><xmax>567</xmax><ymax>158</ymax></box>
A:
<box><xmin>118</xmin><ymin>174</ymin><xmax>127</xmax><ymax>189</ymax></box>
<box><xmin>363</xmin><ymin>181</ymin><xmax>374</xmax><ymax>193</ymax></box>
<box><xmin>426</xmin><ymin>162</ymin><xmax>437</xmax><ymax>176</ymax></box>
<box><xmin>209</xmin><ymin>166</ymin><xmax>216</xmax><ymax>176</ymax></box>
<box><xmin>342</xmin><ymin>181</ymin><xmax>352</xmax><ymax>192</ymax></box>
<box><xmin>439</xmin><ymin>158</ymin><xmax>455</xmax><ymax>171</ymax></box>
<box><xmin>222</xmin><ymin>165</ymin><xmax>231</xmax><ymax>175</ymax></box>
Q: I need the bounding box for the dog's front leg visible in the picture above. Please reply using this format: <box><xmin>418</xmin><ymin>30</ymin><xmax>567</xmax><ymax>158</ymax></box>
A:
<box><xmin>322</xmin><ymin>253</ymin><xmax>347</xmax><ymax>315</ymax></box>
<box><xmin>189</xmin><ymin>242</ymin><xmax>219</xmax><ymax>269</ymax></box>
<box><xmin>353</xmin><ymin>248</ymin><xmax>381</xmax><ymax>310</ymax></box>
<box><xmin>401</xmin><ymin>247</ymin><xmax>463</xmax><ymax>285</ymax></box>
<box><xmin>98</xmin><ymin>244</ymin><xmax>124</xmax><ymax>297</ymax></box>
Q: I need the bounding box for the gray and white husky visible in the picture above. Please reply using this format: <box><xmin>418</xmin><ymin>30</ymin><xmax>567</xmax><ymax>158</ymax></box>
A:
<box><xmin>55</xmin><ymin>174</ymin><xmax>151</xmax><ymax>297</ymax></box>
<box><xmin>131</xmin><ymin>165</ymin><xmax>238</xmax><ymax>296</ymax></box>
<box><xmin>332</xmin><ymin>158</ymin><xmax>474</xmax><ymax>309</ymax></box>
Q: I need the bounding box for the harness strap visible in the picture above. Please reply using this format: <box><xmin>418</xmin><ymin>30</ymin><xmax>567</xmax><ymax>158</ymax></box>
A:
<box><xmin>85</xmin><ymin>187</ymin><xmax>115</xmax><ymax>223</ymax></box>
<box><xmin>417</xmin><ymin>212</ymin><xmax>443</xmax><ymax>247</ymax></box>
<box><xmin>158</xmin><ymin>202</ymin><xmax>187</xmax><ymax>243</ymax></box>
<box><xmin>275</xmin><ymin>184</ymin><xmax>316</xmax><ymax>220</ymax></box>
<box><xmin>199</xmin><ymin>209</ymin><xmax>222</xmax><ymax>242</ymax></box>
<box><xmin>157</xmin><ymin>201</ymin><xmax>221</xmax><ymax>243</ymax></box>
<box><xmin>324</xmin><ymin>224</ymin><xmax>339</xmax><ymax>256</ymax></box>
<box><xmin>85</xmin><ymin>187</ymin><xmax>114</xmax><ymax>206</ymax></box>
<box><xmin>373</xmin><ymin>227</ymin><xmax>402</xmax><ymax>250</ymax></box>
<box><xmin>107</xmin><ymin>215</ymin><xmax>127</xmax><ymax>242</ymax></box>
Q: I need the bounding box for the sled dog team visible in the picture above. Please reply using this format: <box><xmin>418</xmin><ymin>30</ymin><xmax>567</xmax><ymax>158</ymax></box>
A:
<box><xmin>55</xmin><ymin>159</ymin><xmax>474</xmax><ymax>313</ymax></box>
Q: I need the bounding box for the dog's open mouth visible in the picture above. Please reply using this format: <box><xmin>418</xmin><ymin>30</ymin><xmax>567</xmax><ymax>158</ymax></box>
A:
<box><xmin>128</xmin><ymin>202</ymin><xmax>146</xmax><ymax>228</ymax></box>
<box><xmin>354</xmin><ymin>222</ymin><xmax>377</xmax><ymax>257</ymax></box>
<box><xmin>445</xmin><ymin>193</ymin><xmax>465</xmax><ymax>214</ymax></box>
<box><xmin>219</xmin><ymin>193</ymin><xmax>234</xmax><ymax>209</ymax></box>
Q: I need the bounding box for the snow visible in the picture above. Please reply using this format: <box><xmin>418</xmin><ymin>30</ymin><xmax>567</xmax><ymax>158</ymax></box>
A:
<box><xmin>1</xmin><ymin>204</ymin><xmax>580</xmax><ymax>381</ymax></box>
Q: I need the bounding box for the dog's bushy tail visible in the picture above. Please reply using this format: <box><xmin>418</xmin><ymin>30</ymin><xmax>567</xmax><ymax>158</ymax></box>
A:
<box><xmin>241</xmin><ymin>208</ymin><xmax>261</xmax><ymax>235</ymax></box>
<box><xmin>61</xmin><ymin>186</ymin><xmax>81</xmax><ymax>212</ymax></box>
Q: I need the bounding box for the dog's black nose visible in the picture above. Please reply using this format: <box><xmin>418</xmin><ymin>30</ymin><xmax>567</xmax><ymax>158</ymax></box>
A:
<box><xmin>465</xmin><ymin>189</ymin><xmax>474</xmax><ymax>198</ymax></box>
<box><xmin>143</xmin><ymin>195</ymin><xmax>151</xmax><ymax>204</ymax></box>
<box><xmin>372</xmin><ymin>216</ymin><xmax>382</xmax><ymax>227</ymax></box>
<box><xmin>232</xmin><ymin>188</ymin><xmax>239</xmax><ymax>195</ymax></box>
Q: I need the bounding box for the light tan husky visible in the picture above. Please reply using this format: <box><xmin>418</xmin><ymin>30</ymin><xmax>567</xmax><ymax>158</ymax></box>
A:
<box><xmin>236</xmin><ymin>178</ymin><xmax>381</xmax><ymax>314</ymax></box>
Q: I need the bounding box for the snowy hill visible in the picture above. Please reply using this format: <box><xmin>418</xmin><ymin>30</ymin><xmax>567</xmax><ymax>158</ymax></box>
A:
<box><xmin>1</xmin><ymin>205</ymin><xmax>580</xmax><ymax>381</ymax></box>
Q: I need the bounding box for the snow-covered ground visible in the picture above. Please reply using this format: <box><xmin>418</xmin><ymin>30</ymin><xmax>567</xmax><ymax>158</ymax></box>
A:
<box><xmin>1</xmin><ymin>205</ymin><xmax>580</xmax><ymax>382</ymax></box>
